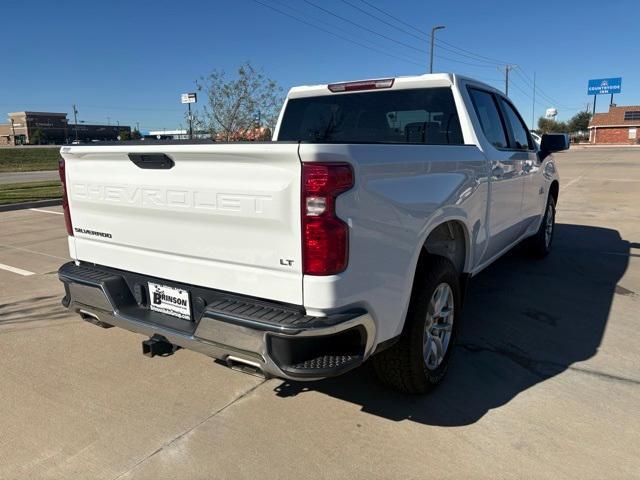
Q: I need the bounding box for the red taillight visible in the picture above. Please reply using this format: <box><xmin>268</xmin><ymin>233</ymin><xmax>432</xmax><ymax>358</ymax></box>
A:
<box><xmin>302</xmin><ymin>163</ymin><xmax>353</xmax><ymax>275</ymax></box>
<box><xmin>58</xmin><ymin>158</ymin><xmax>73</xmax><ymax>236</ymax></box>
<box><xmin>328</xmin><ymin>78</ymin><xmax>394</xmax><ymax>92</ymax></box>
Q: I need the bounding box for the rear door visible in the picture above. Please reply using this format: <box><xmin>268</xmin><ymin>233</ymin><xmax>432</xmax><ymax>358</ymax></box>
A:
<box><xmin>468</xmin><ymin>87</ymin><xmax>526</xmax><ymax>261</ymax></box>
<box><xmin>61</xmin><ymin>143</ymin><xmax>303</xmax><ymax>304</ymax></box>
<box><xmin>496</xmin><ymin>96</ymin><xmax>542</xmax><ymax>227</ymax></box>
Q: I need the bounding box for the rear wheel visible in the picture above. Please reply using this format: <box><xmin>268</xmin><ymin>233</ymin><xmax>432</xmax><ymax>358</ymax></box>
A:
<box><xmin>527</xmin><ymin>196</ymin><xmax>555</xmax><ymax>258</ymax></box>
<box><xmin>372</xmin><ymin>256</ymin><xmax>460</xmax><ymax>394</ymax></box>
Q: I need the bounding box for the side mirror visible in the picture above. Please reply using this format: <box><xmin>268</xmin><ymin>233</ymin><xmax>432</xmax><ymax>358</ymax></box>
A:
<box><xmin>540</xmin><ymin>133</ymin><xmax>569</xmax><ymax>159</ymax></box>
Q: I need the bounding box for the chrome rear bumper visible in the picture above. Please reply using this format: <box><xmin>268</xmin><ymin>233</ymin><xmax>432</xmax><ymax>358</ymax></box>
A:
<box><xmin>58</xmin><ymin>262</ymin><xmax>375</xmax><ymax>380</ymax></box>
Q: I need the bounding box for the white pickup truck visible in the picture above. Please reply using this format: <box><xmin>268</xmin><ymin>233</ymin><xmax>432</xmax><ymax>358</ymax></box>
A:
<box><xmin>58</xmin><ymin>74</ymin><xmax>567</xmax><ymax>393</ymax></box>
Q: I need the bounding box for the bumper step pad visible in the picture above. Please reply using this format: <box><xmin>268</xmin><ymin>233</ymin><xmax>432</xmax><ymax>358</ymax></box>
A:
<box><xmin>293</xmin><ymin>354</ymin><xmax>360</xmax><ymax>370</ymax></box>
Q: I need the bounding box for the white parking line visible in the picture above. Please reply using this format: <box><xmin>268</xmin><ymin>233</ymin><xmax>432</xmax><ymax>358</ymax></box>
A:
<box><xmin>29</xmin><ymin>208</ymin><xmax>64</xmax><ymax>215</ymax></box>
<box><xmin>0</xmin><ymin>262</ymin><xmax>35</xmax><ymax>276</ymax></box>
<box><xmin>0</xmin><ymin>241</ymin><xmax>68</xmax><ymax>261</ymax></box>
<box><xmin>560</xmin><ymin>175</ymin><xmax>583</xmax><ymax>192</ymax></box>
<box><xmin>560</xmin><ymin>161</ymin><xmax>604</xmax><ymax>192</ymax></box>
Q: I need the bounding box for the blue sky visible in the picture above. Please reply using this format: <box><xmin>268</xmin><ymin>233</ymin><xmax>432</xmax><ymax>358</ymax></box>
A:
<box><xmin>2</xmin><ymin>0</ymin><xmax>638</xmax><ymax>131</ymax></box>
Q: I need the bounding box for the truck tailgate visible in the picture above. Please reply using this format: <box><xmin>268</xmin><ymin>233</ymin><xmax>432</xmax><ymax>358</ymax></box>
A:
<box><xmin>61</xmin><ymin>143</ymin><xmax>303</xmax><ymax>304</ymax></box>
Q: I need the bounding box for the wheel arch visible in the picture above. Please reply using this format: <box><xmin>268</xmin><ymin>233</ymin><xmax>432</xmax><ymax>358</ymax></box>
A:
<box><xmin>549</xmin><ymin>180</ymin><xmax>559</xmax><ymax>204</ymax></box>
<box><xmin>420</xmin><ymin>219</ymin><xmax>470</xmax><ymax>275</ymax></box>
<box><xmin>388</xmin><ymin>217</ymin><xmax>473</xmax><ymax>341</ymax></box>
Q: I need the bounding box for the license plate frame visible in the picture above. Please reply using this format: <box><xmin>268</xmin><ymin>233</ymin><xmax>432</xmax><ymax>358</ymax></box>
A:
<box><xmin>148</xmin><ymin>282</ymin><xmax>192</xmax><ymax>321</ymax></box>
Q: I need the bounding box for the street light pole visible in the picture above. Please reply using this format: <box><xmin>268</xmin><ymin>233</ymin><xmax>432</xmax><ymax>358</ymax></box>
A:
<box><xmin>429</xmin><ymin>25</ymin><xmax>445</xmax><ymax>74</ymax></box>
<box><xmin>72</xmin><ymin>104</ymin><xmax>79</xmax><ymax>142</ymax></box>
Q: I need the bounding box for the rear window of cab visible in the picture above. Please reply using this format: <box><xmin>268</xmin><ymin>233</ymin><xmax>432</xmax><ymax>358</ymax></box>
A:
<box><xmin>278</xmin><ymin>87</ymin><xmax>464</xmax><ymax>145</ymax></box>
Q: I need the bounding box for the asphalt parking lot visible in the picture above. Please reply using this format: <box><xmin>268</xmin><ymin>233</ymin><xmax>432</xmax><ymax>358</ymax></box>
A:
<box><xmin>1</xmin><ymin>147</ymin><xmax>638</xmax><ymax>479</ymax></box>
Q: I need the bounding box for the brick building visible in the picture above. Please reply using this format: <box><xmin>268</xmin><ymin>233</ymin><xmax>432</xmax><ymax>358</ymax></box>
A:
<box><xmin>0</xmin><ymin>111</ymin><xmax>130</xmax><ymax>145</ymax></box>
<box><xmin>588</xmin><ymin>105</ymin><xmax>640</xmax><ymax>144</ymax></box>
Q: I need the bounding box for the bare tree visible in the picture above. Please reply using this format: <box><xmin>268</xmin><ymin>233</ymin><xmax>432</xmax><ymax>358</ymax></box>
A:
<box><xmin>196</xmin><ymin>62</ymin><xmax>283</xmax><ymax>141</ymax></box>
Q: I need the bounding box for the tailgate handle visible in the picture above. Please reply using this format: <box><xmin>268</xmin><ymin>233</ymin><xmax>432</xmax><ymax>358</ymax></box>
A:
<box><xmin>128</xmin><ymin>153</ymin><xmax>175</xmax><ymax>170</ymax></box>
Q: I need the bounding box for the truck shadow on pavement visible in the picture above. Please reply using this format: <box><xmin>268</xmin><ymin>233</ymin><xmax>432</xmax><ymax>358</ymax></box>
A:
<box><xmin>273</xmin><ymin>223</ymin><xmax>631</xmax><ymax>426</ymax></box>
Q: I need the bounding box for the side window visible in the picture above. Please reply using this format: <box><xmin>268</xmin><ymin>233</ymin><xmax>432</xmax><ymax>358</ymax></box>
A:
<box><xmin>499</xmin><ymin>98</ymin><xmax>533</xmax><ymax>150</ymax></box>
<box><xmin>468</xmin><ymin>88</ymin><xmax>508</xmax><ymax>149</ymax></box>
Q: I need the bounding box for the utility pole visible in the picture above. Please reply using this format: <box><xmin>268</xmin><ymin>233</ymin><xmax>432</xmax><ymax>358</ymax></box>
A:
<box><xmin>72</xmin><ymin>104</ymin><xmax>79</xmax><ymax>142</ymax></box>
<box><xmin>502</xmin><ymin>65</ymin><xmax>515</xmax><ymax>97</ymax></box>
<box><xmin>188</xmin><ymin>102</ymin><xmax>193</xmax><ymax>140</ymax></box>
<box><xmin>531</xmin><ymin>71</ymin><xmax>536</xmax><ymax>130</ymax></box>
<box><xmin>429</xmin><ymin>25</ymin><xmax>445</xmax><ymax>74</ymax></box>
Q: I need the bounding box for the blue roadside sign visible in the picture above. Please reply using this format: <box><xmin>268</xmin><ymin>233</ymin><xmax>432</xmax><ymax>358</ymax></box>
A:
<box><xmin>588</xmin><ymin>77</ymin><xmax>622</xmax><ymax>95</ymax></box>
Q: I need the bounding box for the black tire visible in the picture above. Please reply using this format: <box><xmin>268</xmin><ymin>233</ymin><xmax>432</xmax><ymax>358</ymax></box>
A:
<box><xmin>372</xmin><ymin>256</ymin><xmax>461</xmax><ymax>394</ymax></box>
<box><xmin>527</xmin><ymin>196</ymin><xmax>556</xmax><ymax>258</ymax></box>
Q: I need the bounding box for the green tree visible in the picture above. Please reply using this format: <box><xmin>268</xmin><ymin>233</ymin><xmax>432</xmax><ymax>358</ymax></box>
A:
<box><xmin>537</xmin><ymin>117</ymin><xmax>568</xmax><ymax>134</ymax></box>
<box><xmin>131</xmin><ymin>129</ymin><xmax>142</xmax><ymax>140</ymax></box>
<box><xmin>118</xmin><ymin>130</ymin><xmax>131</xmax><ymax>141</ymax></box>
<box><xmin>196</xmin><ymin>62</ymin><xmax>283</xmax><ymax>141</ymax></box>
<box><xmin>567</xmin><ymin>111</ymin><xmax>592</xmax><ymax>133</ymax></box>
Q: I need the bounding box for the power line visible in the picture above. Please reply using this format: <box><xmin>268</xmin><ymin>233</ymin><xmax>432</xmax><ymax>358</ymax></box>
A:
<box><xmin>357</xmin><ymin>0</ymin><xmax>427</xmax><ymax>37</ymax></box>
<box><xmin>303</xmin><ymin>0</ymin><xmax>427</xmax><ymax>54</ymax></box>
<box><xmin>251</xmin><ymin>0</ymin><xmax>425</xmax><ymax>67</ymax></box>
<box><xmin>434</xmin><ymin>38</ymin><xmax>509</xmax><ymax>66</ymax></box>
<box><xmin>508</xmin><ymin>78</ymin><xmax>548</xmax><ymax>109</ymax></box>
<box><xmin>276</xmin><ymin>0</ymin><xmax>498</xmax><ymax>68</ymax></box>
<box><xmin>257</xmin><ymin>0</ymin><xmax>495</xmax><ymax>69</ymax></box>
<box><xmin>339</xmin><ymin>0</ymin><xmax>426</xmax><ymax>42</ymax></box>
<box><xmin>340</xmin><ymin>0</ymin><xmax>509</xmax><ymax>66</ymax></box>
<box><xmin>0</xmin><ymin>102</ymin><xmax>183</xmax><ymax>113</ymax></box>
<box><xmin>351</xmin><ymin>0</ymin><xmax>583</xmax><ymax>112</ymax></box>
<box><xmin>357</xmin><ymin>0</ymin><xmax>510</xmax><ymax>66</ymax></box>
<box><xmin>513</xmin><ymin>67</ymin><xmax>581</xmax><ymax>110</ymax></box>
<box><xmin>271</xmin><ymin>0</ymin><xmax>425</xmax><ymax>64</ymax></box>
<box><xmin>81</xmin><ymin>104</ymin><xmax>183</xmax><ymax>112</ymax></box>
<box><xmin>513</xmin><ymin>67</ymin><xmax>558</xmax><ymax>105</ymax></box>
<box><xmin>510</xmin><ymin>68</ymin><xmax>584</xmax><ymax>114</ymax></box>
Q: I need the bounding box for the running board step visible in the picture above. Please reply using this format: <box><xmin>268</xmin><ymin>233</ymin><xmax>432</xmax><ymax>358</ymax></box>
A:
<box><xmin>282</xmin><ymin>354</ymin><xmax>364</xmax><ymax>377</ymax></box>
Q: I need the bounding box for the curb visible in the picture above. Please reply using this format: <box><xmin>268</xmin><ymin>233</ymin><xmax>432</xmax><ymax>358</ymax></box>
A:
<box><xmin>570</xmin><ymin>144</ymin><xmax>640</xmax><ymax>149</ymax></box>
<box><xmin>0</xmin><ymin>198</ymin><xmax>63</xmax><ymax>213</ymax></box>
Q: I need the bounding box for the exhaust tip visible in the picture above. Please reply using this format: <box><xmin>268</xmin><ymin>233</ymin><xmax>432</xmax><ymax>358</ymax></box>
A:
<box><xmin>225</xmin><ymin>356</ymin><xmax>267</xmax><ymax>378</ymax></box>
<box><xmin>79</xmin><ymin>310</ymin><xmax>113</xmax><ymax>329</ymax></box>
